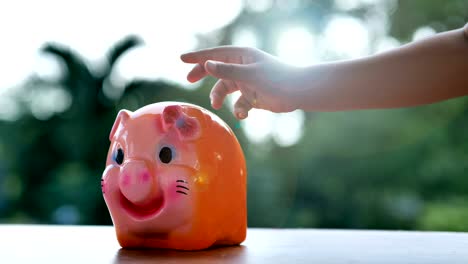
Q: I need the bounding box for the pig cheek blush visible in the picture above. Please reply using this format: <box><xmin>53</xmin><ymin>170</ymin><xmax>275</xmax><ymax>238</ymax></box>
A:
<box><xmin>102</xmin><ymin>102</ymin><xmax>247</xmax><ymax>250</ymax></box>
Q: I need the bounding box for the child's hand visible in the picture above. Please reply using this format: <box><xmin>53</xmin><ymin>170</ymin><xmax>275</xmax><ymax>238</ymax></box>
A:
<box><xmin>181</xmin><ymin>46</ymin><xmax>301</xmax><ymax>119</ymax></box>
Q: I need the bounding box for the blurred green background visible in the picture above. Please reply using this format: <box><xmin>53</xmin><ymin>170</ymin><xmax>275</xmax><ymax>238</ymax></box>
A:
<box><xmin>0</xmin><ymin>0</ymin><xmax>467</xmax><ymax>231</ymax></box>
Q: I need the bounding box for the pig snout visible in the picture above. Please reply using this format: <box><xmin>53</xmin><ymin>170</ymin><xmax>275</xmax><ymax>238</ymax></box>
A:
<box><xmin>119</xmin><ymin>160</ymin><xmax>158</xmax><ymax>206</ymax></box>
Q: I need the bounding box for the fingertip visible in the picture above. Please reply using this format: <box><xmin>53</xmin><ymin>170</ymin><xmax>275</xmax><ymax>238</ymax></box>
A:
<box><xmin>237</xmin><ymin>112</ymin><xmax>247</xmax><ymax>120</ymax></box>
<box><xmin>210</xmin><ymin>95</ymin><xmax>222</xmax><ymax>110</ymax></box>
<box><xmin>235</xmin><ymin>110</ymin><xmax>247</xmax><ymax>120</ymax></box>
<box><xmin>211</xmin><ymin>101</ymin><xmax>220</xmax><ymax>110</ymax></box>
<box><xmin>180</xmin><ymin>52</ymin><xmax>197</xmax><ymax>63</ymax></box>
<box><xmin>234</xmin><ymin>95</ymin><xmax>253</xmax><ymax>120</ymax></box>
<box><xmin>186</xmin><ymin>75</ymin><xmax>196</xmax><ymax>83</ymax></box>
<box><xmin>211</xmin><ymin>103</ymin><xmax>222</xmax><ymax>110</ymax></box>
<box><xmin>180</xmin><ymin>53</ymin><xmax>189</xmax><ymax>62</ymax></box>
<box><xmin>186</xmin><ymin>72</ymin><xmax>200</xmax><ymax>83</ymax></box>
<box><xmin>205</xmin><ymin>60</ymin><xmax>217</xmax><ymax>74</ymax></box>
<box><xmin>186</xmin><ymin>64</ymin><xmax>207</xmax><ymax>83</ymax></box>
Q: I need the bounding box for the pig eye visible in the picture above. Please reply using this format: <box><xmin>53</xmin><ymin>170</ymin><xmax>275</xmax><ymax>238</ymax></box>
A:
<box><xmin>114</xmin><ymin>148</ymin><xmax>124</xmax><ymax>165</ymax></box>
<box><xmin>159</xmin><ymin>146</ymin><xmax>173</xmax><ymax>164</ymax></box>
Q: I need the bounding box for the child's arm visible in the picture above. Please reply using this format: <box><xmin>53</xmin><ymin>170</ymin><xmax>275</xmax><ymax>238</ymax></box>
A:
<box><xmin>297</xmin><ymin>25</ymin><xmax>468</xmax><ymax>111</ymax></box>
<box><xmin>181</xmin><ymin>24</ymin><xmax>468</xmax><ymax>119</ymax></box>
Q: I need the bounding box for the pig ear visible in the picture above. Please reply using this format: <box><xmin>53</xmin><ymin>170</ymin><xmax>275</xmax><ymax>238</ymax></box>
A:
<box><xmin>109</xmin><ymin>109</ymin><xmax>132</xmax><ymax>141</ymax></box>
<box><xmin>162</xmin><ymin>105</ymin><xmax>183</xmax><ymax>131</ymax></box>
<box><xmin>175</xmin><ymin>116</ymin><xmax>201</xmax><ymax>141</ymax></box>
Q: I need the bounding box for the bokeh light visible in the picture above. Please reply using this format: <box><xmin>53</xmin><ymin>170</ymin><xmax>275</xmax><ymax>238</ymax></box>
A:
<box><xmin>272</xmin><ymin>110</ymin><xmax>305</xmax><ymax>147</ymax></box>
<box><xmin>232</xmin><ymin>27</ymin><xmax>260</xmax><ymax>48</ymax></box>
<box><xmin>276</xmin><ymin>26</ymin><xmax>317</xmax><ymax>66</ymax></box>
<box><xmin>322</xmin><ymin>15</ymin><xmax>370</xmax><ymax>58</ymax></box>
<box><xmin>412</xmin><ymin>26</ymin><xmax>437</xmax><ymax>41</ymax></box>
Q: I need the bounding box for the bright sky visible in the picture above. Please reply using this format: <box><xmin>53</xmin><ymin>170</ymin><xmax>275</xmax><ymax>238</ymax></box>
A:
<box><xmin>0</xmin><ymin>0</ymin><xmax>405</xmax><ymax>146</ymax></box>
<box><xmin>0</xmin><ymin>0</ymin><xmax>243</xmax><ymax>89</ymax></box>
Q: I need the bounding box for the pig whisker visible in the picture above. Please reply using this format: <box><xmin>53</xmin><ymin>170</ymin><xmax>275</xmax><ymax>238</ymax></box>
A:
<box><xmin>176</xmin><ymin>185</ymin><xmax>189</xmax><ymax>190</ymax></box>
<box><xmin>176</xmin><ymin>180</ymin><xmax>189</xmax><ymax>195</ymax></box>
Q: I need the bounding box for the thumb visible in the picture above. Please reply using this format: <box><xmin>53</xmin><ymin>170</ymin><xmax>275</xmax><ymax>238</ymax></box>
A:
<box><xmin>205</xmin><ymin>60</ymin><xmax>255</xmax><ymax>82</ymax></box>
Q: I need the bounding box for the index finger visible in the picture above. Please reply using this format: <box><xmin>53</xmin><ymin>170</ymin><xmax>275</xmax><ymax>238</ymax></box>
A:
<box><xmin>180</xmin><ymin>46</ymin><xmax>255</xmax><ymax>64</ymax></box>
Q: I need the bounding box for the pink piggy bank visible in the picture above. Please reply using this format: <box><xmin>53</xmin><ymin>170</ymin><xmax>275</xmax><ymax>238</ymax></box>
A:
<box><xmin>101</xmin><ymin>102</ymin><xmax>247</xmax><ymax>250</ymax></box>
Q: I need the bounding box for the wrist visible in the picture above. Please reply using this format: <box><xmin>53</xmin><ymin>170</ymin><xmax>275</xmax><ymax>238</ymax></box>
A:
<box><xmin>284</xmin><ymin>66</ymin><xmax>313</xmax><ymax>111</ymax></box>
<box><xmin>291</xmin><ymin>64</ymin><xmax>338</xmax><ymax>111</ymax></box>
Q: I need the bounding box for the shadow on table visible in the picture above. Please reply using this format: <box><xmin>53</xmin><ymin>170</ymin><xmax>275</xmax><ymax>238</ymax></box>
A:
<box><xmin>114</xmin><ymin>245</ymin><xmax>247</xmax><ymax>264</ymax></box>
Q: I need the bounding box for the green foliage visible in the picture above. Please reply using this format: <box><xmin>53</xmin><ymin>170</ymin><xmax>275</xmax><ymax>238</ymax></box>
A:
<box><xmin>391</xmin><ymin>0</ymin><xmax>468</xmax><ymax>40</ymax></box>
<box><xmin>418</xmin><ymin>198</ymin><xmax>468</xmax><ymax>231</ymax></box>
<box><xmin>0</xmin><ymin>1</ymin><xmax>467</xmax><ymax>231</ymax></box>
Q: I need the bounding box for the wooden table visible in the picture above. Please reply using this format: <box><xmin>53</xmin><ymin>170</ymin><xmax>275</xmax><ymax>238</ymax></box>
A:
<box><xmin>1</xmin><ymin>225</ymin><xmax>468</xmax><ymax>263</ymax></box>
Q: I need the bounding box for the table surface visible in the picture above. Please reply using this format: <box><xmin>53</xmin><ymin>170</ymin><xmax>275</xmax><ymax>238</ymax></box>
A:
<box><xmin>1</xmin><ymin>225</ymin><xmax>468</xmax><ymax>264</ymax></box>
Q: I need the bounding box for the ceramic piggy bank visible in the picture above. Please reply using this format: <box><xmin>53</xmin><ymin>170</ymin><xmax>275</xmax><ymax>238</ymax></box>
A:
<box><xmin>101</xmin><ymin>102</ymin><xmax>247</xmax><ymax>250</ymax></box>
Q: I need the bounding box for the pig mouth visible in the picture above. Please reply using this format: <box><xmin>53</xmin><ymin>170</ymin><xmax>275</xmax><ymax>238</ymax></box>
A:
<box><xmin>119</xmin><ymin>192</ymin><xmax>165</xmax><ymax>220</ymax></box>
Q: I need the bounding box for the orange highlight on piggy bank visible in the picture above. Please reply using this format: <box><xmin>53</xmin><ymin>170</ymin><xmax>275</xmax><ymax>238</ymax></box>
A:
<box><xmin>102</xmin><ymin>102</ymin><xmax>247</xmax><ymax>250</ymax></box>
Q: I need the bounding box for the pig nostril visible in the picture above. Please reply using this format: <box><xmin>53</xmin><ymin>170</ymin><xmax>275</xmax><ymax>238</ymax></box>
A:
<box><xmin>119</xmin><ymin>160</ymin><xmax>157</xmax><ymax>206</ymax></box>
<box><xmin>121</xmin><ymin>174</ymin><xmax>130</xmax><ymax>186</ymax></box>
<box><xmin>141</xmin><ymin>172</ymin><xmax>150</xmax><ymax>183</ymax></box>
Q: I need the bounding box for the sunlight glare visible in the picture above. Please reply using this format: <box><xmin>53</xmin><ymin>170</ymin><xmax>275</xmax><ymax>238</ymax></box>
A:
<box><xmin>272</xmin><ymin>110</ymin><xmax>305</xmax><ymax>147</ymax></box>
<box><xmin>33</xmin><ymin>53</ymin><xmax>66</xmax><ymax>82</ymax></box>
<box><xmin>375</xmin><ymin>36</ymin><xmax>400</xmax><ymax>53</ymax></box>
<box><xmin>335</xmin><ymin>0</ymin><xmax>382</xmax><ymax>10</ymax></box>
<box><xmin>323</xmin><ymin>15</ymin><xmax>370</xmax><ymax>58</ymax></box>
<box><xmin>241</xmin><ymin>109</ymin><xmax>276</xmax><ymax>143</ymax></box>
<box><xmin>232</xmin><ymin>27</ymin><xmax>260</xmax><ymax>48</ymax></box>
<box><xmin>245</xmin><ymin>0</ymin><xmax>273</xmax><ymax>12</ymax></box>
<box><xmin>276</xmin><ymin>27</ymin><xmax>317</xmax><ymax>67</ymax></box>
<box><xmin>0</xmin><ymin>97</ymin><xmax>21</xmax><ymax>121</ymax></box>
<box><xmin>412</xmin><ymin>26</ymin><xmax>436</xmax><ymax>42</ymax></box>
<box><xmin>0</xmin><ymin>0</ymin><xmax>244</xmax><ymax>90</ymax></box>
<box><xmin>30</xmin><ymin>87</ymin><xmax>72</xmax><ymax>120</ymax></box>
<box><xmin>228</xmin><ymin>90</ymin><xmax>305</xmax><ymax>146</ymax></box>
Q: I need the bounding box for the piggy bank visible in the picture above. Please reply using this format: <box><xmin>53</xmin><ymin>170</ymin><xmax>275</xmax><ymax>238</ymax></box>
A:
<box><xmin>101</xmin><ymin>102</ymin><xmax>247</xmax><ymax>250</ymax></box>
